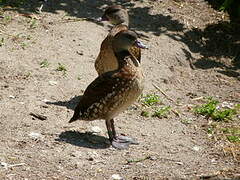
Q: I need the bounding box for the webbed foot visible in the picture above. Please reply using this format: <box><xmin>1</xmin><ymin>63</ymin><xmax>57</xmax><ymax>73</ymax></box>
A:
<box><xmin>111</xmin><ymin>135</ymin><xmax>138</xmax><ymax>149</ymax></box>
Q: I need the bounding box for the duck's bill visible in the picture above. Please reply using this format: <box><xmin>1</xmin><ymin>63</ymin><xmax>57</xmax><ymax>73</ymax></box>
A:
<box><xmin>135</xmin><ymin>40</ymin><xmax>148</xmax><ymax>49</ymax></box>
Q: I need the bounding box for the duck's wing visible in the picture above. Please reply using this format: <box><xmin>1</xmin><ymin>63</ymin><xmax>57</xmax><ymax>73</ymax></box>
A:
<box><xmin>95</xmin><ymin>25</ymin><xmax>129</xmax><ymax>75</ymax></box>
<box><xmin>70</xmin><ymin>71</ymin><xmax>125</xmax><ymax>121</ymax></box>
<box><xmin>95</xmin><ymin>35</ymin><xmax>115</xmax><ymax>75</ymax></box>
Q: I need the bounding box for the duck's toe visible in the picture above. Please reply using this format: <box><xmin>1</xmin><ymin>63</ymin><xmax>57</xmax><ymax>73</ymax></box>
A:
<box><xmin>111</xmin><ymin>135</ymin><xmax>139</xmax><ymax>149</ymax></box>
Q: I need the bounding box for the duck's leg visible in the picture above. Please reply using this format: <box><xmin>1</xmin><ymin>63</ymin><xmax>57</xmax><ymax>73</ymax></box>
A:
<box><xmin>105</xmin><ymin>119</ymin><xmax>114</xmax><ymax>141</ymax></box>
<box><xmin>106</xmin><ymin>119</ymin><xmax>138</xmax><ymax>149</ymax></box>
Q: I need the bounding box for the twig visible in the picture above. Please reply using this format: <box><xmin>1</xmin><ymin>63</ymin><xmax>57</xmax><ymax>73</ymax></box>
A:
<box><xmin>29</xmin><ymin>113</ymin><xmax>47</xmax><ymax>120</ymax></box>
<box><xmin>8</xmin><ymin>163</ymin><xmax>25</xmax><ymax>168</ymax></box>
<box><xmin>171</xmin><ymin>109</ymin><xmax>181</xmax><ymax>117</ymax></box>
<box><xmin>152</xmin><ymin>83</ymin><xmax>174</xmax><ymax>102</ymax></box>
<box><xmin>0</xmin><ymin>162</ymin><xmax>25</xmax><ymax>169</ymax></box>
<box><xmin>61</xmin><ymin>17</ymin><xmax>88</xmax><ymax>23</ymax></box>
<box><xmin>152</xmin><ymin>83</ymin><xmax>181</xmax><ymax>117</ymax></box>
<box><xmin>192</xmin><ymin>96</ymin><xmax>204</xmax><ymax>101</ymax></box>
<box><xmin>126</xmin><ymin>156</ymin><xmax>151</xmax><ymax>164</ymax></box>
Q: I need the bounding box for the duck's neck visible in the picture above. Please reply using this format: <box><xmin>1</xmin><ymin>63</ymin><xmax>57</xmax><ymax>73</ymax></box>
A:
<box><xmin>114</xmin><ymin>50</ymin><xmax>139</xmax><ymax>69</ymax></box>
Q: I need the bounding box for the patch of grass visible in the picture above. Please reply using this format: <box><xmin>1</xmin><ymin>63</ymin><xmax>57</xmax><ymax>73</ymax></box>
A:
<box><xmin>138</xmin><ymin>93</ymin><xmax>174</xmax><ymax>118</ymax></box>
<box><xmin>0</xmin><ymin>37</ymin><xmax>4</xmax><ymax>46</ymax></box>
<box><xmin>40</xmin><ymin>59</ymin><xmax>50</xmax><ymax>68</ymax></box>
<box><xmin>2</xmin><ymin>15</ymin><xmax>12</xmax><ymax>24</ymax></box>
<box><xmin>141</xmin><ymin>93</ymin><xmax>161</xmax><ymax>106</ymax></box>
<box><xmin>194</xmin><ymin>99</ymin><xmax>219</xmax><ymax>116</ymax></box>
<box><xmin>222</xmin><ymin>127</ymin><xmax>240</xmax><ymax>143</ymax></box>
<box><xmin>153</xmin><ymin>106</ymin><xmax>171</xmax><ymax>118</ymax></box>
<box><xmin>77</xmin><ymin>75</ymin><xmax>81</xmax><ymax>80</ymax></box>
<box><xmin>140</xmin><ymin>110</ymin><xmax>150</xmax><ymax>117</ymax></box>
<box><xmin>207</xmin><ymin>127</ymin><xmax>215</xmax><ymax>135</ymax></box>
<box><xmin>194</xmin><ymin>98</ymin><xmax>237</xmax><ymax>121</ymax></box>
<box><xmin>212</xmin><ymin>108</ymin><xmax>236</xmax><ymax>121</ymax></box>
<box><xmin>26</xmin><ymin>72</ymin><xmax>31</xmax><ymax>78</ymax></box>
<box><xmin>29</xmin><ymin>18</ymin><xmax>38</xmax><ymax>29</ymax></box>
<box><xmin>227</xmin><ymin>135</ymin><xmax>240</xmax><ymax>142</ymax></box>
<box><xmin>20</xmin><ymin>42</ymin><xmax>27</xmax><ymax>49</ymax></box>
<box><xmin>56</xmin><ymin>63</ymin><xmax>67</xmax><ymax>75</ymax></box>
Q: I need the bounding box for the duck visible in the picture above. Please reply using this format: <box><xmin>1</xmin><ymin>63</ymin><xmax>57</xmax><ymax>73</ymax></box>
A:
<box><xmin>95</xmin><ymin>5</ymin><xmax>142</xmax><ymax>75</ymax></box>
<box><xmin>69</xmin><ymin>30</ymin><xmax>147</xmax><ymax>149</ymax></box>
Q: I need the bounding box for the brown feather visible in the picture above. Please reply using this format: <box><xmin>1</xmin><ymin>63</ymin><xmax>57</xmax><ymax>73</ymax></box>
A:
<box><xmin>95</xmin><ymin>25</ymin><xmax>141</xmax><ymax>75</ymax></box>
<box><xmin>71</xmin><ymin>54</ymin><xmax>143</xmax><ymax>122</ymax></box>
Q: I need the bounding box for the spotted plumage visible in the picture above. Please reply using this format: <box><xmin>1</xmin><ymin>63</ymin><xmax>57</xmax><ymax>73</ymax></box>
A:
<box><xmin>70</xmin><ymin>30</ymin><xmax>147</xmax><ymax>149</ymax></box>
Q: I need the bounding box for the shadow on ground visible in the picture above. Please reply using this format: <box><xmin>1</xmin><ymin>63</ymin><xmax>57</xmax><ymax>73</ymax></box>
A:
<box><xmin>2</xmin><ymin>0</ymin><xmax>185</xmax><ymax>36</ymax></box>
<box><xmin>3</xmin><ymin>0</ymin><xmax>239</xmax><ymax>78</ymax></box>
<box><xmin>56</xmin><ymin>130</ymin><xmax>110</xmax><ymax>149</ymax></box>
<box><xmin>46</xmin><ymin>95</ymin><xmax>81</xmax><ymax>110</ymax></box>
<box><xmin>167</xmin><ymin>21</ymin><xmax>240</xmax><ymax>79</ymax></box>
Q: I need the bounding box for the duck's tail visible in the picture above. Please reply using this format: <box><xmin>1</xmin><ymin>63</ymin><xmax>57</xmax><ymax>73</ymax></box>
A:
<box><xmin>69</xmin><ymin>103</ymin><xmax>82</xmax><ymax>123</ymax></box>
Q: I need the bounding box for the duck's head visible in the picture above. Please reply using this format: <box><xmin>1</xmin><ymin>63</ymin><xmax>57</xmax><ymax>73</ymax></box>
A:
<box><xmin>97</xmin><ymin>5</ymin><xmax>129</xmax><ymax>26</ymax></box>
<box><xmin>112</xmin><ymin>30</ymin><xmax>147</xmax><ymax>53</ymax></box>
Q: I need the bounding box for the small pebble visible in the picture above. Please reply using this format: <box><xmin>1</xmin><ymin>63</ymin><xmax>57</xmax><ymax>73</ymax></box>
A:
<box><xmin>28</xmin><ymin>132</ymin><xmax>42</xmax><ymax>139</ymax></box>
<box><xmin>48</xmin><ymin>81</ymin><xmax>58</xmax><ymax>86</ymax></box>
<box><xmin>192</xmin><ymin>146</ymin><xmax>201</xmax><ymax>152</ymax></box>
<box><xmin>91</xmin><ymin>126</ymin><xmax>102</xmax><ymax>133</ymax></box>
<box><xmin>176</xmin><ymin>161</ymin><xmax>183</xmax><ymax>165</ymax></box>
<box><xmin>42</xmin><ymin>99</ymin><xmax>50</xmax><ymax>102</ymax></box>
<box><xmin>111</xmin><ymin>174</ymin><xmax>123</xmax><ymax>180</ymax></box>
<box><xmin>0</xmin><ymin>162</ymin><xmax>8</xmax><ymax>168</ymax></box>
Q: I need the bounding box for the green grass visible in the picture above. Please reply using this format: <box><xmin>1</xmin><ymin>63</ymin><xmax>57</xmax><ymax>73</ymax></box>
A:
<box><xmin>29</xmin><ymin>18</ymin><xmax>38</xmax><ymax>29</ymax></box>
<box><xmin>194</xmin><ymin>99</ymin><xmax>219</xmax><ymax>116</ymax></box>
<box><xmin>153</xmin><ymin>106</ymin><xmax>171</xmax><ymax>118</ymax></box>
<box><xmin>194</xmin><ymin>98</ymin><xmax>240</xmax><ymax>146</ymax></box>
<box><xmin>212</xmin><ymin>108</ymin><xmax>236</xmax><ymax>121</ymax></box>
<box><xmin>0</xmin><ymin>37</ymin><xmax>4</xmax><ymax>46</ymax></box>
<box><xmin>222</xmin><ymin>127</ymin><xmax>240</xmax><ymax>143</ymax></box>
<box><xmin>40</xmin><ymin>59</ymin><xmax>50</xmax><ymax>68</ymax></box>
<box><xmin>56</xmin><ymin>63</ymin><xmax>67</xmax><ymax>75</ymax></box>
<box><xmin>77</xmin><ymin>75</ymin><xmax>81</xmax><ymax>80</ymax></box>
<box><xmin>141</xmin><ymin>93</ymin><xmax>161</xmax><ymax>106</ymax></box>
<box><xmin>140</xmin><ymin>110</ymin><xmax>150</xmax><ymax>117</ymax></box>
<box><xmin>139</xmin><ymin>93</ymin><xmax>173</xmax><ymax>118</ymax></box>
<box><xmin>2</xmin><ymin>15</ymin><xmax>12</xmax><ymax>24</ymax></box>
<box><xmin>194</xmin><ymin>98</ymin><xmax>238</xmax><ymax>121</ymax></box>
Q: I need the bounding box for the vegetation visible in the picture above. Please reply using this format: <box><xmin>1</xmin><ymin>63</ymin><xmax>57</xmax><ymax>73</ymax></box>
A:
<box><xmin>141</xmin><ymin>94</ymin><xmax>161</xmax><ymax>106</ymax></box>
<box><xmin>0</xmin><ymin>37</ymin><xmax>4</xmax><ymax>46</ymax></box>
<box><xmin>40</xmin><ymin>59</ymin><xmax>50</xmax><ymax>68</ymax></box>
<box><xmin>222</xmin><ymin>127</ymin><xmax>240</xmax><ymax>142</ymax></box>
<box><xmin>207</xmin><ymin>0</ymin><xmax>240</xmax><ymax>20</ymax></box>
<box><xmin>194</xmin><ymin>98</ymin><xmax>238</xmax><ymax>121</ymax></box>
<box><xmin>153</xmin><ymin>106</ymin><xmax>171</xmax><ymax>118</ymax></box>
<box><xmin>56</xmin><ymin>63</ymin><xmax>67</xmax><ymax>75</ymax></box>
<box><xmin>140</xmin><ymin>93</ymin><xmax>171</xmax><ymax>118</ymax></box>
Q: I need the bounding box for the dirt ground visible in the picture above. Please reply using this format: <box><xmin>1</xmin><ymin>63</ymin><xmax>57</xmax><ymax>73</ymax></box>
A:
<box><xmin>0</xmin><ymin>0</ymin><xmax>240</xmax><ymax>179</ymax></box>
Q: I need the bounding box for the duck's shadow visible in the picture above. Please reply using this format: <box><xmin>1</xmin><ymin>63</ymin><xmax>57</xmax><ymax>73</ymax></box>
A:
<box><xmin>56</xmin><ymin>130</ymin><xmax>110</xmax><ymax>149</ymax></box>
<box><xmin>46</xmin><ymin>95</ymin><xmax>82</xmax><ymax>110</ymax></box>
